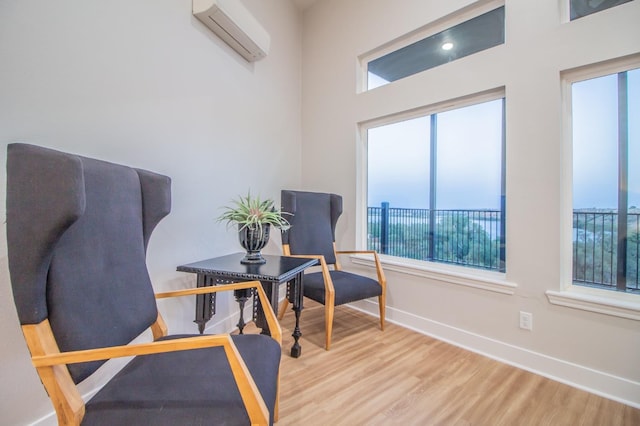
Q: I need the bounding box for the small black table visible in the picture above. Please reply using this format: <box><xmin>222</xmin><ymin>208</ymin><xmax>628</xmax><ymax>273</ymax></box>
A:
<box><xmin>177</xmin><ymin>252</ymin><xmax>317</xmax><ymax>357</ymax></box>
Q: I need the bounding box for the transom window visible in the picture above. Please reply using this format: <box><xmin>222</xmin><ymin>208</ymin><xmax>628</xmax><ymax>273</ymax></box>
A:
<box><xmin>570</xmin><ymin>0</ymin><xmax>634</xmax><ymax>20</ymax></box>
<box><xmin>364</xmin><ymin>4</ymin><xmax>505</xmax><ymax>90</ymax></box>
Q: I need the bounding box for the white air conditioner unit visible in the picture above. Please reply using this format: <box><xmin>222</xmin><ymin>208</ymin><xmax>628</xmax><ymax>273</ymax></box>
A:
<box><xmin>193</xmin><ymin>0</ymin><xmax>270</xmax><ymax>62</ymax></box>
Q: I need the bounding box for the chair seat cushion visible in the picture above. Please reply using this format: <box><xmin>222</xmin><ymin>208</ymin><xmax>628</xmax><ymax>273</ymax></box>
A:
<box><xmin>82</xmin><ymin>334</ymin><xmax>280</xmax><ymax>426</ymax></box>
<box><xmin>304</xmin><ymin>270</ymin><xmax>382</xmax><ymax>306</ymax></box>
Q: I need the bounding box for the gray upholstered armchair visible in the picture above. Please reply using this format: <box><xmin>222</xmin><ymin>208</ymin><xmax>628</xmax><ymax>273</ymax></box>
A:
<box><xmin>6</xmin><ymin>143</ymin><xmax>281</xmax><ymax>425</ymax></box>
<box><xmin>279</xmin><ymin>190</ymin><xmax>386</xmax><ymax>350</ymax></box>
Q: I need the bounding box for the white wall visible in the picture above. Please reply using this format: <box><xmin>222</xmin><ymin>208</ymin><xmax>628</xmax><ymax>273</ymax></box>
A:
<box><xmin>300</xmin><ymin>0</ymin><xmax>640</xmax><ymax>407</ymax></box>
<box><xmin>0</xmin><ymin>0</ymin><xmax>302</xmax><ymax>424</ymax></box>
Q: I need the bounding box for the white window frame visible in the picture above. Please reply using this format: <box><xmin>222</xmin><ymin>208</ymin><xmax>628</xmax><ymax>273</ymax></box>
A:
<box><xmin>562</xmin><ymin>0</ymin><xmax>635</xmax><ymax>22</ymax></box>
<box><xmin>357</xmin><ymin>0</ymin><xmax>505</xmax><ymax>93</ymax></box>
<box><xmin>548</xmin><ymin>54</ymin><xmax>640</xmax><ymax>321</ymax></box>
<box><xmin>355</xmin><ymin>87</ymin><xmax>517</xmax><ymax>295</ymax></box>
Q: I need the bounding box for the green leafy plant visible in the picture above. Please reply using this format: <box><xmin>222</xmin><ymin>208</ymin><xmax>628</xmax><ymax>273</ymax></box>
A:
<box><xmin>217</xmin><ymin>192</ymin><xmax>290</xmax><ymax>233</ymax></box>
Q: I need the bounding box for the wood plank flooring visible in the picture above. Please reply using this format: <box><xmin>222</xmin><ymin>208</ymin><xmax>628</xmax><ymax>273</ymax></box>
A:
<box><xmin>267</xmin><ymin>301</ymin><xmax>640</xmax><ymax>426</ymax></box>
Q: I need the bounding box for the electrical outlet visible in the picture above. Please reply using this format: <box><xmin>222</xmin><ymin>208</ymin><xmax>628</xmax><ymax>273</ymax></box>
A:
<box><xmin>519</xmin><ymin>311</ymin><xmax>533</xmax><ymax>330</ymax></box>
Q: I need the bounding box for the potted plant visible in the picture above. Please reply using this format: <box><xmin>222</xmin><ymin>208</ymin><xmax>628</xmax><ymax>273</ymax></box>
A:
<box><xmin>217</xmin><ymin>192</ymin><xmax>290</xmax><ymax>264</ymax></box>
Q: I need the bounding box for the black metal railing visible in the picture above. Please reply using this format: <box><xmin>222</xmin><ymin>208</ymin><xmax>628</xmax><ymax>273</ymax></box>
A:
<box><xmin>368</xmin><ymin>205</ymin><xmax>640</xmax><ymax>291</ymax></box>
<box><xmin>368</xmin><ymin>204</ymin><xmax>505</xmax><ymax>272</ymax></box>
<box><xmin>573</xmin><ymin>210</ymin><xmax>639</xmax><ymax>292</ymax></box>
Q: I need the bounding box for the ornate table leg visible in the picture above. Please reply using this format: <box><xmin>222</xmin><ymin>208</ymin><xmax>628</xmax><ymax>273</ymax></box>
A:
<box><xmin>289</xmin><ymin>272</ymin><xmax>304</xmax><ymax>358</ymax></box>
<box><xmin>195</xmin><ymin>274</ymin><xmax>216</xmax><ymax>334</ymax></box>
<box><xmin>234</xmin><ymin>288</ymin><xmax>250</xmax><ymax>334</ymax></box>
<box><xmin>254</xmin><ymin>280</ymin><xmax>279</xmax><ymax>335</ymax></box>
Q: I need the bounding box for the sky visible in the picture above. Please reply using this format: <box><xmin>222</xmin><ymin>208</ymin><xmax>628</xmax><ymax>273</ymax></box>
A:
<box><xmin>572</xmin><ymin>68</ymin><xmax>639</xmax><ymax>210</ymax></box>
<box><xmin>367</xmin><ymin>69</ymin><xmax>639</xmax><ymax>212</ymax></box>
<box><xmin>367</xmin><ymin>97</ymin><xmax>503</xmax><ymax>210</ymax></box>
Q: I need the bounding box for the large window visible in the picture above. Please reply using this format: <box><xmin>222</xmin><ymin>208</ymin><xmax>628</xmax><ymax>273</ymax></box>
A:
<box><xmin>366</xmin><ymin>95</ymin><xmax>506</xmax><ymax>272</ymax></box>
<box><xmin>571</xmin><ymin>66</ymin><xmax>639</xmax><ymax>293</ymax></box>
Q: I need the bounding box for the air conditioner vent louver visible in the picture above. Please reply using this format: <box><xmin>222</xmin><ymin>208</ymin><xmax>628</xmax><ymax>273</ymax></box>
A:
<box><xmin>193</xmin><ymin>0</ymin><xmax>270</xmax><ymax>62</ymax></box>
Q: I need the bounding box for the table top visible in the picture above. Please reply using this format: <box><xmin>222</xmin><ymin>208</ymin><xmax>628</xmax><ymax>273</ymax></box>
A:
<box><xmin>177</xmin><ymin>252</ymin><xmax>318</xmax><ymax>282</ymax></box>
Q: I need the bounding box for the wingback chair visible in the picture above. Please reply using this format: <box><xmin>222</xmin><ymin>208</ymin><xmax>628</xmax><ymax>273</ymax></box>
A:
<box><xmin>279</xmin><ymin>190</ymin><xmax>386</xmax><ymax>350</ymax></box>
<box><xmin>6</xmin><ymin>143</ymin><xmax>281</xmax><ymax>425</ymax></box>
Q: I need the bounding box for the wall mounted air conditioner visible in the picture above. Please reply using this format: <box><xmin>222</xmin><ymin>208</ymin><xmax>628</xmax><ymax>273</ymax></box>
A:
<box><xmin>193</xmin><ymin>0</ymin><xmax>270</xmax><ymax>62</ymax></box>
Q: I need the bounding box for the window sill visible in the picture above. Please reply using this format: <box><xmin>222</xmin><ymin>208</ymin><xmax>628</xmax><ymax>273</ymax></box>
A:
<box><xmin>546</xmin><ymin>287</ymin><xmax>640</xmax><ymax>321</ymax></box>
<box><xmin>350</xmin><ymin>254</ymin><xmax>516</xmax><ymax>295</ymax></box>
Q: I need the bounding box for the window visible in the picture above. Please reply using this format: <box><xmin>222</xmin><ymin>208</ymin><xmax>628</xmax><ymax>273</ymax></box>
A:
<box><xmin>570</xmin><ymin>0</ymin><xmax>634</xmax><ymax>20</ymax></box>
<box><xmin>571</xmin><ymin>66</ymin><xmax>639</xmax><ymax>293</ymax></box>
<box><xmin>365</xmin><ymin>94</ymin><xmax>506</xmax><ymax>272</ymax></box>
<box><xmin>365</xmin><ymin>5</ymin><xmax>505</xmax><ymax>90</ymax></box>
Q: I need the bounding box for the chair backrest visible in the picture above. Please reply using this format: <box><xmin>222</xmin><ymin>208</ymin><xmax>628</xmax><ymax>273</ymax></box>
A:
<box><xmin>280</xmin><ymin>190</ymin><xmax>342</xmax><ymax>265</ymax></box>
<box><xmin>6</xmin><ymin>143</ymin><xmax>171</xmax><ymax>383</ymax></box>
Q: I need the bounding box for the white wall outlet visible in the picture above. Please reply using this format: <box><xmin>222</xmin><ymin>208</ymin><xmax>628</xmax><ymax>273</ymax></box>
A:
<box><xmin>519</xmin><ymin>311</ymin><xmax>533</xmax><ymax>330</ymax></box>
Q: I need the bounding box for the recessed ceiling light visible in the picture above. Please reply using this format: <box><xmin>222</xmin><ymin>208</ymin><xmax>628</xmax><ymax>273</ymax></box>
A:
<box><xmin>442</xmin><ymin>42</ymin><xmax>454</xmax><ymax>51</ymax></box>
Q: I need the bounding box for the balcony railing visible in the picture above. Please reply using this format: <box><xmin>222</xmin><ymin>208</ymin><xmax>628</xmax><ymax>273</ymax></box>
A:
<box><xmin>367</xmin><ymin>205</ymin><xmax>505</xmax><ymax>272</ymax></box>
<box><xmin>573</xmin><ymin>210</ymin><xmax>639</xmax><ymax>292</ymax></box>
<box><xmin>368</xmin><ymin>205</ymin><xmax>640</xmax><ymax>292</ymax></box>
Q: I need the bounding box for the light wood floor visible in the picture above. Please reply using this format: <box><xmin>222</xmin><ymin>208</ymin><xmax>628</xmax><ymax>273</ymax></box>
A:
<box><xmin>269</xmin><ymin>301</ymin><xmax>639</xmax><ymax>426</ymax></box>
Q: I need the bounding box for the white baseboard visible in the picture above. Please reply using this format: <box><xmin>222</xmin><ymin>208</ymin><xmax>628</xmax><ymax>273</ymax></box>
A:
<box><xmin>348</xmin><ymin>299</ymin><xmax>640</xmax><ymax>409</ymax></box>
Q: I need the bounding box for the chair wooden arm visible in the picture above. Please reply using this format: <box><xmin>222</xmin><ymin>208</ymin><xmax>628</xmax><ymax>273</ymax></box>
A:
<box><xmin>155</xmin><ymin>280</ymin><xmax>282</xmax><ymax>344</ymax></box>
<box><xmin>26</xmin><ymin>322</ymin><xmax>270</xmax><ymax>425</ymax></box>
<box><xmin>276</xmin><ymin>252</ymin><xmax>336</xmax><ymax>349</ymax></box>
<box><xmin>278</xmin><ymin>253</ymin><xmax>335</xmax><ymax>296</ymax></box>
<box><xmin>335</xmin><ymin>250</ymin><xmax>377</xmax><ymax>255</ymax></box>
<box><xmin>31</xmin><ymin>334</ymin><xmax>234</xmax><ymax>366</ymax></box>
<box><xmin>335</xmin><ymin>250</ymin><xmax>387</xmax><ymax>290</ymax></box>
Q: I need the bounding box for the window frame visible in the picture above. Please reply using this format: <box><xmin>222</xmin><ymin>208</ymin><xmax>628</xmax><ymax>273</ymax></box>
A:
<box><xmin>549</xmin><ymin>54</ymin><xmax>640</xmax><ymax>320</ymax></box>
<box><xmin>567</xmin><ymin>0</ymin><xmax>634</xmax><ymax>21</ymax></box>
<box><xmin>357</xmin><ymin>0</ymin><xmax>505</xmax><ymax>93</ymax></box>
<box><xmin>356</xmin><ymin>87</ymin><xmax>516</xmax><ymax>295</ymax></box>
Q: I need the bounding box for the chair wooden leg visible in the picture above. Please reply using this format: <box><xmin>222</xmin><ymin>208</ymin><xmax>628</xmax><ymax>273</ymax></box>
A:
<box><xmin>325</xmin><ymin>303</ymin><xmax>334</xmax><ymax>350</ymax></box>
<box><xmin>278</xmin><ymin>299</ymin><xmax>289</xmax><ymax>320</ymax></box>
<box><xmin>378</xmin><ymin>294</ymin><xmax>386</xmax><ymax>331</ymax></box>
